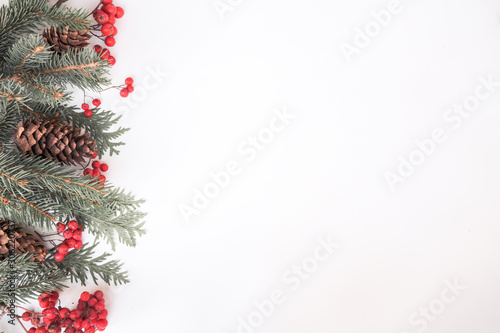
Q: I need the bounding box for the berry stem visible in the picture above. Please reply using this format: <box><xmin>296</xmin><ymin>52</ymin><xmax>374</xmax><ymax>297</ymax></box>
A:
<box><xmin>15</xmin><ymin>316</ymin><xmax>29</xmax><ymax>333</ymax></box>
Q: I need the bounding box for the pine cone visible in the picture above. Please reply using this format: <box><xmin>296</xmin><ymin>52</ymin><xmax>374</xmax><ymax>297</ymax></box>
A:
<box><xmin>0</xmin><ymin>220</ymin><xmax>47</xmax><ymax>262</ymax></box>
<box><xmin>13</xmin><ymin>118</ymin><xmax>97</xmax><ymax>165</ymax></box>
<box><xmin>42</xmin><ymin>26</ymin><xmax>91</xmax><ymax>53</ymax></box>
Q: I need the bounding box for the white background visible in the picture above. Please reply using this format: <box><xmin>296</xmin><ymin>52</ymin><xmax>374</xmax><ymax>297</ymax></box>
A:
<box><xmin>2</xmin><ymin>0</ymin><xmax>500</xmax><ymax>332</ymax></box>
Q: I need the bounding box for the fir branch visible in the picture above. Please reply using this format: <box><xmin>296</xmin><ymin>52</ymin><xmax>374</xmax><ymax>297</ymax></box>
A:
<box><xmin>0</xmin><ymin>0</ymin><xmax>90</xmax><ymax>58</ymax></box>
<box><xmin>43</xmin><ymin>242</ymin><xmax>130</xmax><ymax>286</ymax></box>
<box><xmin>2</xmin><ymin>35</ymin><xmax>52</xmax><ymax>74</ymax></box>
<box><xmin>0</xmin><ymin>254</ymin><xmax>67</xmax><ymax>305</ymax></box>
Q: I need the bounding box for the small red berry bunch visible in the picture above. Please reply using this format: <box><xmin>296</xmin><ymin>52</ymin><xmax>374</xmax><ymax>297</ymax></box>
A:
<box><xmin>93</xmin><ymin>45</ymin><xmax>115</xmax><ymax>66</ymax></box>
<box><xmin>20</xmin><ymin>290</ymin><xmax>108</xmax><ymax>333</ymax></box>
<box><xmin>92</xmin><ymin>0</ymin><xmax>124</xmax><ymax>48</ymax></box>
<box><xmin>81</xmin><ymin>99</ymin><xmax>101</xmax><ymax>118</ymax></box>
<box><xmin>119</xmin><ymin>77</ymin><xmax>134</xmax><ymax>98</ymax></box>
<box><xmin>54</xmin><ymin>220</ymin><xmax>83</xmax><ymax>261</ymax></box>
<box><xmin>84</xmin><ymin>160</ymin><xmax>109</xmax><ymax>189</ymax></box>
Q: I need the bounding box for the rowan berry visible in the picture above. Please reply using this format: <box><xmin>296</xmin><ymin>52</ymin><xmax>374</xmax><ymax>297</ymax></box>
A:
<box><xmin>63</xmin><ymin>229</ymin><xmax>73</xmax><ymax>239</ymax></box>
<box><xmin>92</xmin><ymin>99</ymin><xmax>101</xmax><ymax>107</ymax></box>
<box><xmin>107</xmin><ymin>15</ymin><xmax>116</xmax><ymax>25</ymax></box>
<box><xmin>102</xmin><ymin>4</ymin><xmax>116</xmax><ymax>16</ymax></box>
<box><xmin>80</xmin><ymin>291</ymin><xmax>90</xmax><ymax>302</ymax></box>
<box><xmin>21</xmin><ymin>311</ymin><xmax>31</xmax><ymax>321</ymax></box>
<box><xmin>105</xmin><ymin>36</ymin><xmax>115</xmax><ymax>47</ymax></box>
<box><xmin>68</xmin><ymin>220</ymin><xmax>79</xmax><ymax>230</ymax></box>
<box><xmin>102</xmin><ymin>0</ymin><xmax>113</xmax><ymax>4</ymax></box>
<box><xmin>66</xmin><ymin>238</ymin><xmax>77</xmax><ymax>248</ymax></box>
<box><xmin>100</xmin><ymin>163</ymin><xmax>108</xmax><ymax>172</ymax></box>
<box><xmin>54</xmin><ymin>252</ymin><xmax>65</xmax><ymax>261</ymax></box>
<box><xmin>73</xmin><ymin>229</ymin><xmax>83</xmax><ymax>241</ymax></box>
<box><xmin>81</xmin><ymin>103</ymin><xmax>89</xmax><ymax>110</ymax></box>
<box><xmin>56</xmin><ymin>222</ymin><xmax>66</xmax><ymax>232</ymax></box>
<box><xmin>120</xmin><ymin>88</ymin><xmax>129</xmax><ymax>97</ymax></box>
<box><xmin>127</xmin><ymin>84</ymin><xmax>134</xmax><ymax>93</ymax></box>
<box><xmin>58</xmin><ymin>243</ymin><xmax>69</xmax><ymax>255</ymax></box>
<box><xmin>74</xmin><ymin>240</ymin><xmax>83</xmax><ymax>249</ymax></box>
<box><xmin>115</xmin><ymin>6</ymin><xmax>124</xmax><ymax>18</ymax></box>
<box><xmin>69</xmin><ymin>309</ymin><xmax>81</xmax><ymax>320</ymax></box>
<box><xmin>101</xmin><ymin>23</ymin><xmax>113</xmax><ymax>36</ymax></box>
<box><xmin>125</xmin><ymin>77</ymin><xmax>133</xmax><ymax>85</ymax></box>
<box><xmin>94</xmin><ymin>10</ymin><xmax>108</xmax><ymax>25</ymax></box>
<box><xmin>84</xmin><ymin>109</ymin><xmax>93</xmax><ymax>118</ymax></box>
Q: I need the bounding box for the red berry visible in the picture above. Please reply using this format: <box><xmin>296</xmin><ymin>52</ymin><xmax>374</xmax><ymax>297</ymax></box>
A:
<box><xmin>81</xmin><ymin>103</ymin><xmax>89</xmax><ymax>110</ymax></box>
<box><xmin>94</xmin><ymin>290</ymin><xmax>104</xmax><ymax>300</ymax></box>
<box><xmin>92</xmin><ymin>161</ymin><xmax>101</xmax><ymax>169</ymax></box>
<box><xmin>22</xmin><ymin>311</ymin><xmax>31</xmax><ymax>321</ymax></box>
<box><xmin>86</xmin><ymin>326</ymin><xmax>96</xmax><ymax>333</ymax></box>
<box><xmin>102</xmin><ymin>4</ymin><xmax>116</xmax><ymax>15</ymax></box>
<box><xmin>98</xmin><ymin>309</ymin><xmax>108</xmax><ymax>319</ymax></box>
<box><xmin>112</xmin><ymin>26</ymin><xmax>118</xmax><ymax>36</ymax></box>
<box><xmin>125</xmin><ymin>77</ymin><xmax>133</xmax><ymax>85</ymax></box>
<box><xmin>39</xmin><ymin>298</ymin><xmax>49</xmax><ymax>308</ymax></box>
<box><xmin>70</xmin><ymin>310</ymin><xmax>81</xmax><ymax>320</ymax></box>
<box><xmin>35</xmin><ymin>328</ymin><xmax>48</xmax><ymax>333</ymax></box>
<box><xmin>93</xmin><ymin>151</ymin><xmax>98</xmax><ymax>159</ymax></box>
<box><xmin>96</xmin><ymin>319</ymin><xmax>108</xmax><ymax>331</ymax></box>
<box><xmin>93</xmin><ymin>10</ymin><xmax>108</xmax><ymax>25</ymax></box>
<box><xmin>98</xmin><ymin>174</ymin><xmax>106</xmax><ymax>182</ymax></box>
<box><xmin>101</xmin><ymin>23</ymin><xmax>113</xmax><ymax>36</ymax></box>
<box><xmin>88</xmin><ymin>296</ymin><xmax>98</xmax><ymax>307</ymax></box>
<box><xmin>58</xmin><ymin>243</ymin><xmax>69</xmax><ymax>255</ymax></box>
<box><xmin>105</xmin><ymin>36</ymin><xmax>115</xmax><ymax>47</ymax></box>
<box><xmin>83</xmin><ymin>168</ymin><xmax>92</xmax><ymax>176</ymax></box>
<box><xmin>102</xmin><ymin>0</ymin><xmax>113</xmax><ymax>4</ymax></box>
<box><xmin>95</xmin><ymin>300</ymin><xmax>105</xmax><ymax>311</ymax></box>
<box><xmin>66</xmin><ymin>238</ymin><xmax>77</xmax><ymax>248</ymax></box>
<box><xmin>84</xmin><ymin>109</ymin><xmax>93</xmax><ymax>118</ymax></box>
<box><xmin>100</xmin><ymin>50</ymin><xmax>110</xmax><ymax>60</ymax></box>
<box><xmin>120</xmin><ymin>88</ymin><xmax>129</xmax><ymax>97</ymax></box>
<box><xmin>80</xmin><ymin>291</ymin><xmax>90</xmax><ymax>301</ymax></box>
<box><xmin>73</xmin><ymin>229</ymin><xmax>83</xmax><ymax>241</ymax></box>
<box><xmin>115</xmin><ymin>6</ymin><xmax>124</xmax><ymax>18</ymax></box>
<box><xmin>73</xmin><ymin>318</ymin><xmax>83</xmax><ymax>329</ymax></box>
<box><xmin>28</xmin><ymin>328</ymin><xmax>36</xmax><ymax>333</ymax></box>
<box><xmin>127</xmin><ymin>84</ymin><xmax>134</xmax><ymax>93</ymax></box>
<box><xmin>74</xmin><ymin>240</ymin><xmax>83</xmax><ymax>249</ymax></box>
<box><xmin>49</xmin><ymin>291</ymin><xmax>59</xmax><ymax>301</ymax></box>
<box><xmin>54</xmin><ymin>252</ymin><xmax>65</xmax><ymax>261</ymax></box>
<box><xmin>63</xmin><ymin>229</ymin><xmax>73</xmax><ymax>239</ymax></box>
<box><xmin>56</xmin><ymin>222</ymin><xmax>66</xmax><ymax>232</ymax></box>
<box><xmin>92</xmin><ymin>169</ymin><xmax>100</xmax><ymax>177</ymax></box>
<box><xmin>68</xmin><ymin>220</ymin><xmax>79</xmax><ymax>230</ymax></box>
<box><xmin>107</xmin><ymin>56</ymin><xmax>116</xmax><ymax>66</ymax></box>
<box><xmin>94</xmin><ymin>45</ymin><xmax>102</xmax><ymax>53</ymax></box>
<box><xmin>92</xmin><ymin>99</ymin><xmax>101</xmax><ymax>107</ymax></box>
<box><xmin>59</xmin><ymin>307</ymin><xmax>70</xmax><ymax>318</ymax></box>
<box><xmin>107</xmin><ymin>15</ymin><xmax>116</xmax><ymax>25</ymax></box>
<box><xmin>99</xmin><ymin>163</ymin><xmax>108</xmax><ymax>172</ymax></box>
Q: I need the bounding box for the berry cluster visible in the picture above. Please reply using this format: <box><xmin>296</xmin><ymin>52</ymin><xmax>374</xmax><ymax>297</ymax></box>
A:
<box><xmin>20</xmin><ymin>290</ymin><xmax>108</xmax><ymax>333</ymax></box>
<box><xmin>93</xmin><ymin>44</ymin><xmax>115</xmax><ymax>66</ymax></box>
<box><xmin>92</xmin><ymin>0</ymin><xmax>124</xmax><ymax>48</ymax></box>
<box><xmin>83</xmin><ymin>160</ymin><xmax>109</xmax><ymax>188</ymax></box>
<box><xmin>81</xmin><ymin>99</ymin><xmax>101</xmax><ymax>118</ymax></box>
<box><xmin>119</xmin><ymin>77</ymin><xmax>134</xmax><ymax>98</ymax></box>
<box><xmin>54</xmin><ymin>220</ymin><xmax>83</xmax><ymax>261</ymax></box>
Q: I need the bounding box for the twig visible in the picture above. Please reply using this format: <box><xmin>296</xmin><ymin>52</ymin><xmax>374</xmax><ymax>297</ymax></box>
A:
<box><xmin>54</xmin><ymin>0</ymin><xmax>69</xmax><ymax>8</ymax></box>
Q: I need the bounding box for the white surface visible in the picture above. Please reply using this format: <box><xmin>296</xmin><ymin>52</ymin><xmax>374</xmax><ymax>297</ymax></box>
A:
<box><xmin>3</xmin><ymin>0</ymin><xmax>500</xmax><ymax>332</ymax></box>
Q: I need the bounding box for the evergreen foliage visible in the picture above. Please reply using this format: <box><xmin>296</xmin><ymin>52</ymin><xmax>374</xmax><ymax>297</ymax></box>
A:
<box><xmin>0</xmin><ymin>0</ymin><xmax>145</xmax><ymax>306</ymax></box>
